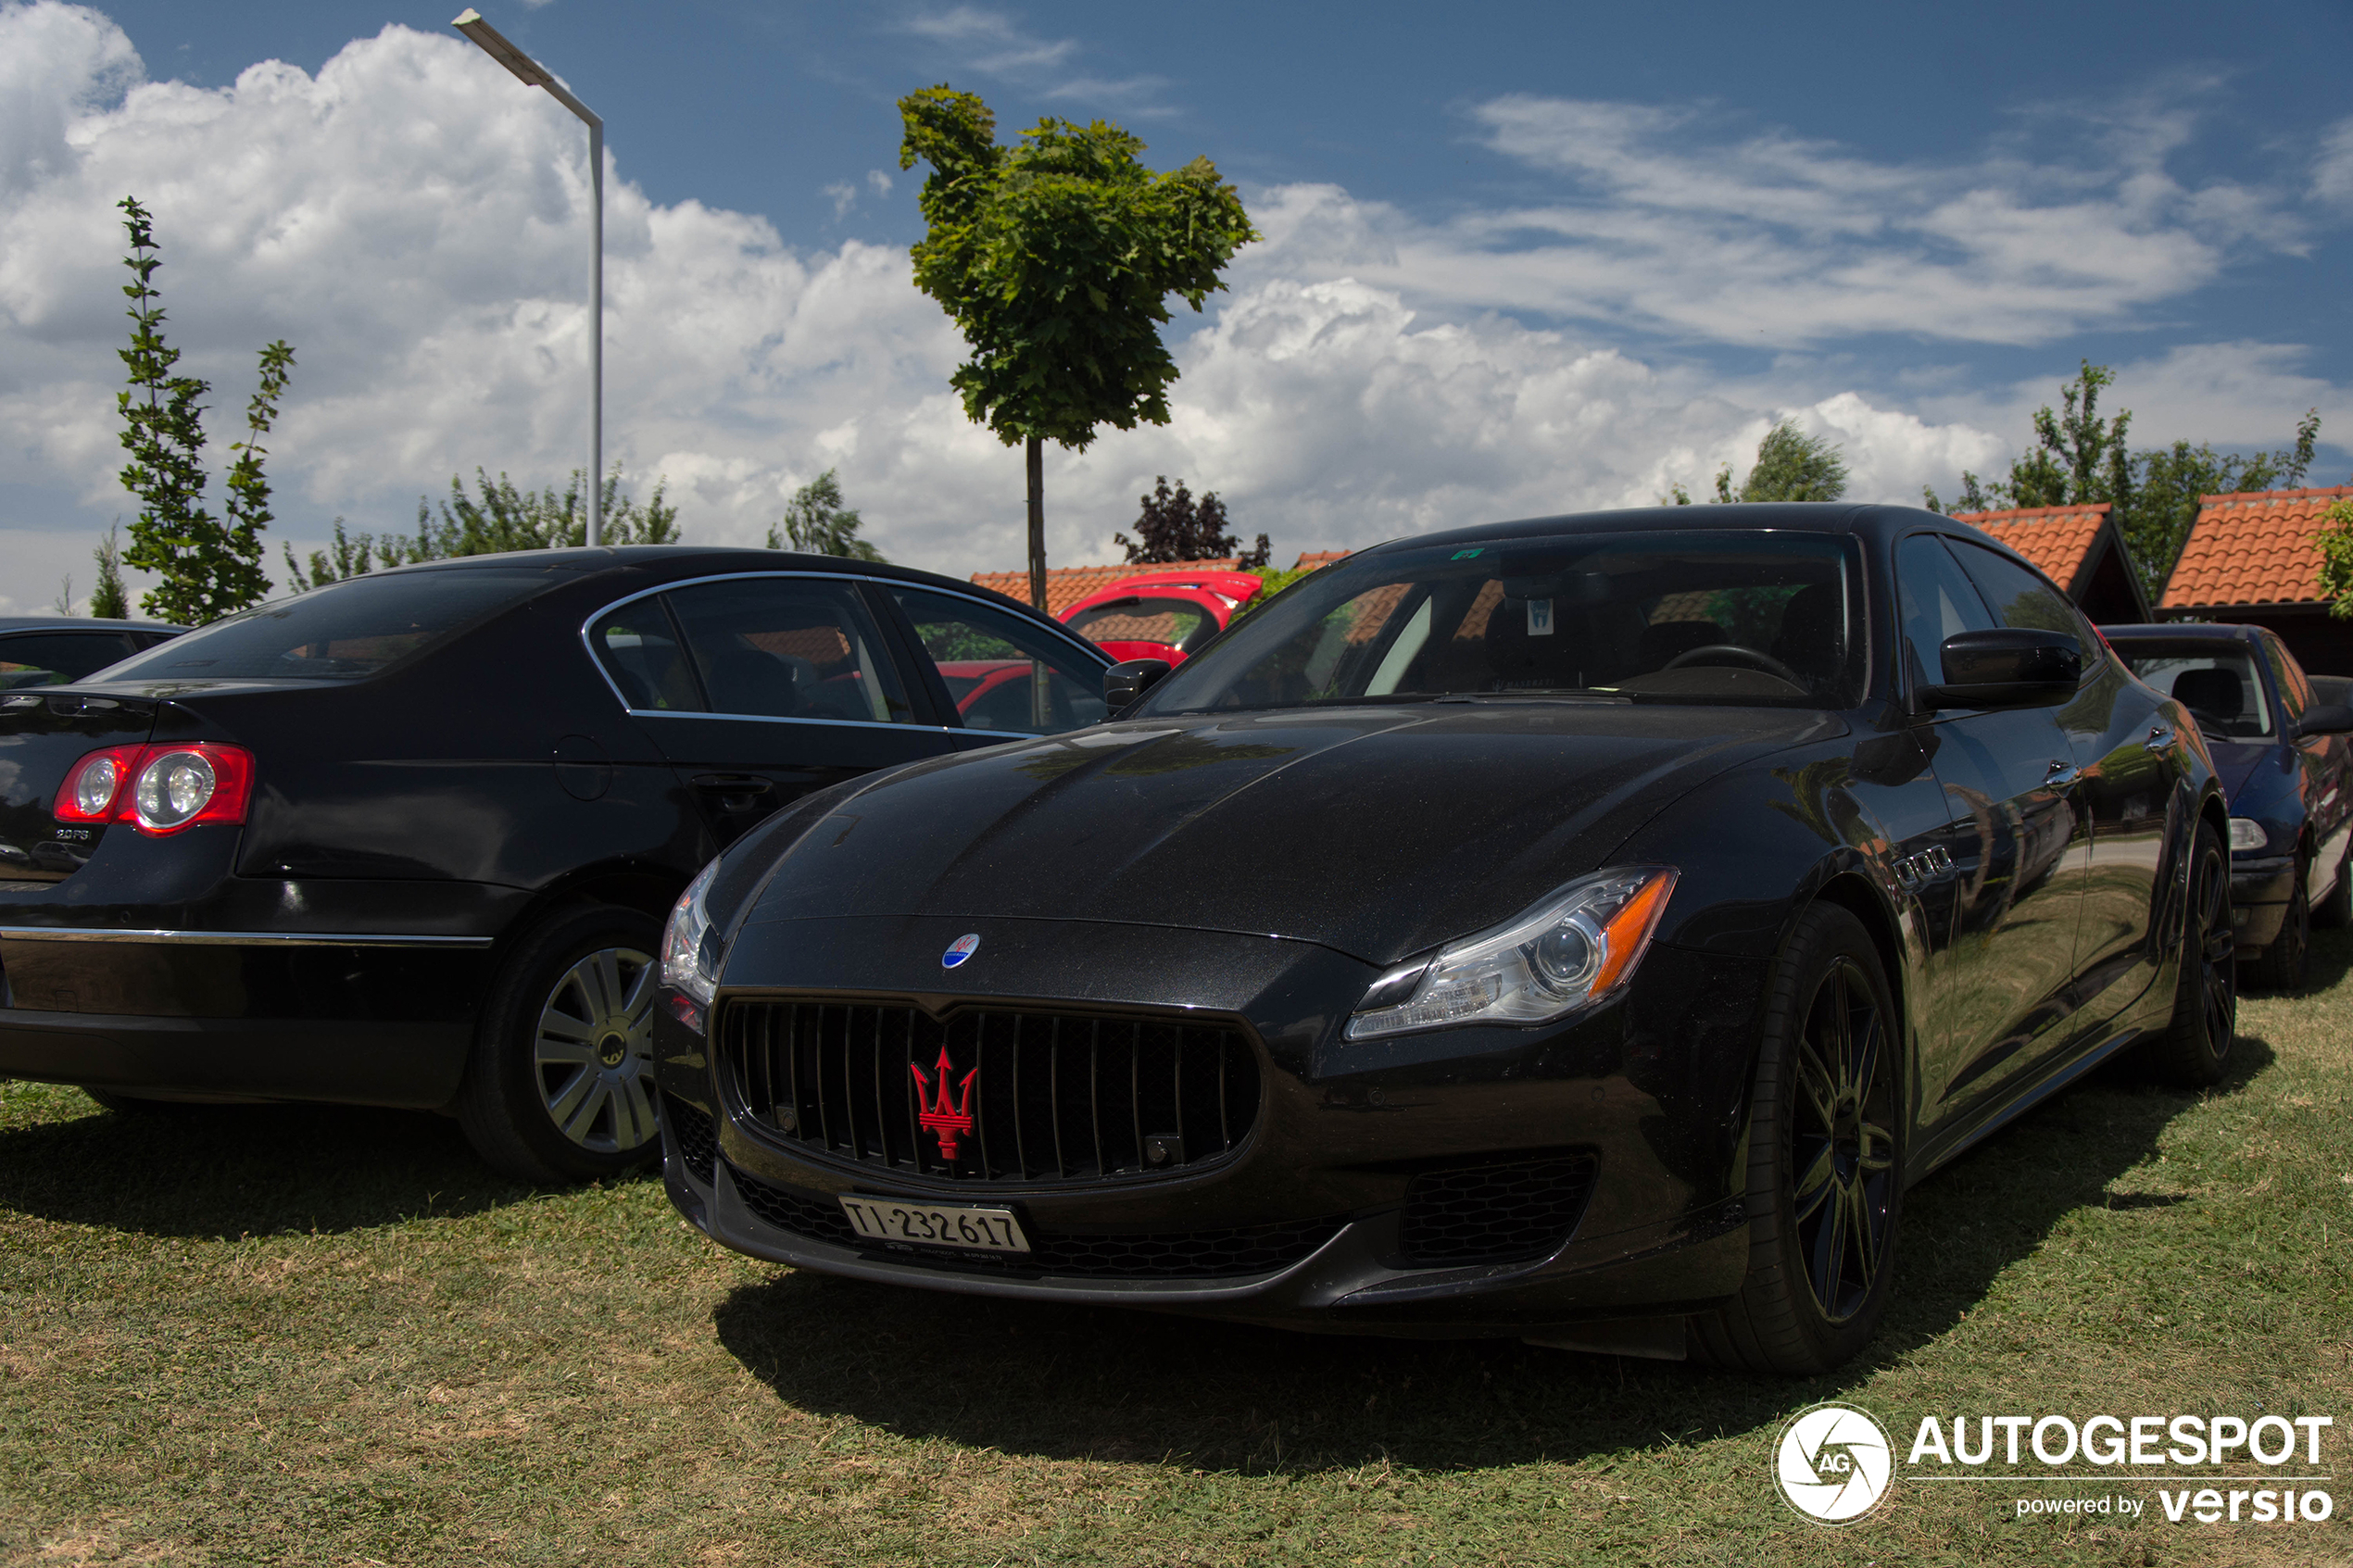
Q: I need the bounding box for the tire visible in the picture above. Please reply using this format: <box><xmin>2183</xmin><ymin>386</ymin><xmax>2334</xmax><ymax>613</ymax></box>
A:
<box><xmin>1692</xmin><ymin>905</ymin><xmax>1902</xmax><ymax>1375</ymax></box>
<box><xmin>2145</xmin><ymin>820</ymin><xmax>2236</xmax><ymax>1087</ymax></box>
<box><xmin>2313</xmin><ymin>841</ymin><xmax>2352</xmax><ymax>929</ymax></box>
<box><xmin>2249</xmin><ymin>854</ymin><xmax>2311</xmax><ymax>993</ymax></box>
<box><xmin>457</xmin><ymin>904</ymin><xmax>665</xmax><ymax>1184</ymax></box>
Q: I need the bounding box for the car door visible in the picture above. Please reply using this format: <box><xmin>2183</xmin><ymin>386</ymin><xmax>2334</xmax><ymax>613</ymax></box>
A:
<box><xmin>1946</xmin><ymin>536</ymin><xmax>2170</xmax><ymax>1015</ymax></box>
<box><xmin>2262</xmin><ymin>632</ymin><xmax>2353</xmax><ymax>891</ymax></box>
<box><xmin>879</xmin><ymin>585</ymin><xmax>1111</xmax><ymax>745</ymax></box>
<box><xmin>1894</xmin><ymin>533</ymin><xmax>2088</xmax><ymax>1136</ymax></box>
<box><xmin>585</xmin><ymin>574</ymin><xmax>953</xmax><ymax>847</ymax></box>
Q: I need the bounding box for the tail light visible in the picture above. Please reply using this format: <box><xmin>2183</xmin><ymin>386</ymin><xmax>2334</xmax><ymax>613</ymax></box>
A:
<box><xmin>53</xmin><ymin>743</ymin><xmax>256</xmax><ymax>835</ymax></box>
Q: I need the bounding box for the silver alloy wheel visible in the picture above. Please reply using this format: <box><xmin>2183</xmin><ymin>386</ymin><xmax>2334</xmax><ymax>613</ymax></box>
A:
<box><xmin>533</xmin><ymin>945</ymin><xmax>660</xmax><ymax>1153</ymax></box>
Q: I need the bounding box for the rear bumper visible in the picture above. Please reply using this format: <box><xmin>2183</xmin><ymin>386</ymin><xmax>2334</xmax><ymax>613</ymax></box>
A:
<box><xmin>0</xmin><ymin>1006</ymin><xmax>472</xmax><ymax>1106</ymax></box>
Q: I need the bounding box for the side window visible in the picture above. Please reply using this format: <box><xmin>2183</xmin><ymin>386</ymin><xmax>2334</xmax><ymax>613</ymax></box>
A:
<box><xmin>1894</xmin><ymin>535</ymin><xmax>1994</xmax><ymax>690</ymax></box>
<box><xmin>0</xmin><ymin>632</ymin><xmax>140</xmax><ymax>688</ymax></box>
<box><xmin>589</xmin><ymin>602</ymin><xmax>703</xmax><ymax>711</ymax></box>
<box><xmin>1948</xmin><ymin>539</ymin><xmax>2083</xmax><ymax>648</ymax></box>
<box><xmin>2261</xmin><ymin>634</ymin><xmax>2311</xmax><ymax>720</ymax></box>
<box><xmin>888</xmin><ymin>587</ymin><xmax>1108</xmax><ymax>735</ymax></box>
<box><xmin>663</xmin><ymin>578</ymin><xmax>913</xmax><ymax>724</ymax></box>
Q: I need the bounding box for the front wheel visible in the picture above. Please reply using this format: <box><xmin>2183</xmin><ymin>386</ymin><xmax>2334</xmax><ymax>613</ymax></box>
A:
<box><xmin>1692</xmin><ymin>904</ymin><xmax>1902</xmax><ymax>1375</ymax></box>
<box><xmin>457</xmin><ymin>904</ymin><xmax>665</xmax><ymax>1184</ymax></box>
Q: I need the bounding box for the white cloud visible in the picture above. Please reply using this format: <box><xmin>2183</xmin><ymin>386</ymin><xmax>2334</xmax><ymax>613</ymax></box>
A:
<box><xmin>1232</xmin><ymin>95</ymin><xmax>2309</xmax><ymax>349</ymax></box>
<box><xmin>2314</xmin><ymin>119</ymin><xmax>2353</xmax><ymax>210</ymax></box>
<box><xmin>898</xmin><ymin>5</ymin><xmax>1170</xmax><ymax>116</ymax></box>
<box><xmin>0</xmin><ymin>6</ymin><xmax>2339</xmax><ymax>620</ymax></box>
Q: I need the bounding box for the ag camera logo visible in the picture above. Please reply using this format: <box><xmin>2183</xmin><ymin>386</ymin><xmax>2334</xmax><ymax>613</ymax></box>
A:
<box><xmin>1775</xmin><ymin>1402</ymin><xmax>1894</xmax><ymax>1524</ymax></box>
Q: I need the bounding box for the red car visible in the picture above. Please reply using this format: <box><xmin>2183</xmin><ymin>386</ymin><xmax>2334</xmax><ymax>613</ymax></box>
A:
<box><xmin>1061</xmin><ymin>570</ymin><xmax>1264</xmax><ymax>665</ymax></box>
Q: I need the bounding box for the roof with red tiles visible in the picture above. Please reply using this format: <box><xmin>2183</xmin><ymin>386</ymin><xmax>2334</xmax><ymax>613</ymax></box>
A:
<box><xmin>1291</xmin><ymin>549</ymin><xmax>1351</xmax><ymax>571</ymax></box>
<box><xmin>967</xmin><ymin>559</ymin><xmax>1246</xmax><ymax>620</ymax></box>
<box><xmin>1950</xmin><ymin>504</ymin><xmax>2111</xmax><ymax>592</ymax></box>
<box><xmin>2160</xmin><ymin>485</ymin><xmax>2353</xmax><ymax>610</ymax></box>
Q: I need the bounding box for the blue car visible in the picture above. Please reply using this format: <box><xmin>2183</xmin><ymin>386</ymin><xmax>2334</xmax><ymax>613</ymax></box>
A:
<box><xmin>2103</xmin><ymin>621</ymin><xmax>2353</xmax><ymax>989</ymax></box>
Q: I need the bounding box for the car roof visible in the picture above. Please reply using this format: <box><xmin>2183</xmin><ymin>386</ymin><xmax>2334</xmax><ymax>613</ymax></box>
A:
<box><xmin>0</xmin><ymin>616</ymin><xmax>184</xmax><ymax>633</ymax></box>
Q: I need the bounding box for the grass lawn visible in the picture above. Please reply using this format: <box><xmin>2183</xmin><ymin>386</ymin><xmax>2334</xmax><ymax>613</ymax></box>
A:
<box><xmin>2</xmin><ymin>935</ymin><xmax>2348</xmax><ymax>1566</ymax></box>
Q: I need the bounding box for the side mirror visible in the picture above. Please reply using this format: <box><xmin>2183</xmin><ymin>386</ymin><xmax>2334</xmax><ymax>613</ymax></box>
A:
<box><xmin>1104</xmin><ymin>658</ymin><xmax>1172</xmax><ymax>711</ymax></box>
<box><xmin>1918</xmin><ymin>628</ymin><xmax>2081</xmax><ymax>712</ymax></box>
<box><xmin>2296</xmin><ymin>702</ymin><xmax>2353</xmax><ymax>738</ymax></box>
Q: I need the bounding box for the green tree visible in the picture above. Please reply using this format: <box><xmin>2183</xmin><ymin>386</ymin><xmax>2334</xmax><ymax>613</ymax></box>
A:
<box><xmin>2311</xmin><ymin>497</ymin><xmax>2353</xmax><ymax>620</ymax></box>
<box><xmin>116</xmin><ymin>196</ymin><xmax>283</xmax><ymax>623</ymax></box>
<box><xmin>1737</xmin><ymin>422</ymin><xmax>1848</xmax><ymax>502</ymax></box>
<box><xmin>1929</xmin><ymin>361</ymin><xmax>2321</xmax><ymax>600</ymax></box>
<box><xmin>1115</xmin><ymin>475</ymin><xmax>1268</xmax><ymax>567</ymax></box>
<box><xmin>765</xmin><ymin>469</ymin><xmax>884</xmax><ymax>559</ymax></box>
<box><xmin>89</xmin><ymin>524</ymin><xmax>130</xmax><ymax>620</ymax></box>
<box><xmin>898</xmin><ymin>86</ymin><xmax>1257</xmax><ymax>609</ymax></box>
<box><xmin>1671</xmin><ymin>421</ymin><xmax>1848</xmax><ymax>506</ymax></box>
<box><xmin>281</xmin><ymin>466</ymin><xmax>678</xmax><ymax>591</ymax></box>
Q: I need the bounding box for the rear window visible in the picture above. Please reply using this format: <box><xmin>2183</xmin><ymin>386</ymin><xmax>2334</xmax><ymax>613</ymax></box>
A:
<box><xmin>2112</xmin><ymin>640</ymin><xmax>2274</xmax><ymax>739</ymax></box>
<box><xmin>101</xmin><ymin>569</ymin><xmax>554</xmax><ymax>682</ymax></box>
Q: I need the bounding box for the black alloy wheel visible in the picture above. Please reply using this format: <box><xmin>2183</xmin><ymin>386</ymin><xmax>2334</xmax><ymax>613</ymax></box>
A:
<box><xmin>2249</xmin><ymin>854</ymin><xmax>2311</xmax><ymax>993</ymax></box>
<box><xmin>457</xmin><ymin>903</ymin><xmax>667</xmax><ymax>1184</ymax></box>
<box><xmin>2146</xmin><ymin>820</ymin><xmax>2236</xmax><ymax>1087</ymax></box>
<box><xmin>1693</xmin><ymin>904</ymin><xmax>1901</xmax><ymax>1374</ymax></box>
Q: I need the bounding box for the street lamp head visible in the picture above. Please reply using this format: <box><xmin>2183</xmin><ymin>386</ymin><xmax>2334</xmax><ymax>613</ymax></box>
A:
<box><xmin>451</xmin><ymin>9</ymin><xmax>555</xmax><ymax>89</ymax></box>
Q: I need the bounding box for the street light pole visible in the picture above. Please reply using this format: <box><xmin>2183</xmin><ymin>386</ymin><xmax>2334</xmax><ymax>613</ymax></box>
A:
<box><xmin>451</xmin><ymin>8</ymin><xmax>605</xmax><ymax>547</ymax></box>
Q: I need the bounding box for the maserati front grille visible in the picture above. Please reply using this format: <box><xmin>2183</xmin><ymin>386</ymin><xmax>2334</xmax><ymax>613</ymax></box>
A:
<box><xmin>717</xmin><ymin>997</ymin><xmax>1262</xmax><ymax>1185</ymax></box>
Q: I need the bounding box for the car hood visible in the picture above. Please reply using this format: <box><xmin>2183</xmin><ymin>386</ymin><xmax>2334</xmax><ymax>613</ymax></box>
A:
<box><xmin>742</xmin><ymin>702</ymin><xmax>1842</xmax><ymax>965</ymax></box>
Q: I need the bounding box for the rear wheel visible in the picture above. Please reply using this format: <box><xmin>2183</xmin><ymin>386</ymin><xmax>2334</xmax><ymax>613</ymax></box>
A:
<box><xmin>2146</xmin><ymin>821</ymin><xmax>2235</xmax><ymax>1086</ymax></box>
<box><xmin>457</xmin><ymin>905</ymin><xmax>664</xmax><ymax>1184</ymax></box>
<box><xmin>1693</xmin><ymin>905</ymin><xmax>1901</xmax><ymax>1375</ymax></box>
<box><xmin>2249</xmin><ymin>855</ymin><xmax>2310</xmax><ymax>992</ymax></box>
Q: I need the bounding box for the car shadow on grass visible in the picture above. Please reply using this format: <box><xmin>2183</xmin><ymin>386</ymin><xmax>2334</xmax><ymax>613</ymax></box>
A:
<box><xmin>711</xmin><ymin>1034</ymin><xmax>2277</xmax><ymax>1475</ymax></box>
<box><xmin>0</xmin><ymin>1094</ymin><xmax>552</xmax><ymax>1236</ymax></box>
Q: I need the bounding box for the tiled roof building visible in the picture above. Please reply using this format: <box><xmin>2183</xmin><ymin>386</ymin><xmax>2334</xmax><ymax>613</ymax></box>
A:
<box><xmin>1949</xmin><ymin>502</ymin><xmax>2150</xmax><ymax>624</ymax></box>
<box><xmin>2156</xmin><ymin>485</ymin><xmax>2353</xmax><ymax>676</ymax></box>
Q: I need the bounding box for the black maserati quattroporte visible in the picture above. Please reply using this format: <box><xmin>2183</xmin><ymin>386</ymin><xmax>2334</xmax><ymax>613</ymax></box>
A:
<box><xmin>0</xmin><ymin>548</ymin><xmax>1110</xmax><ymax>1182</ymax></box>
<box><xmin>654</xmin><ymin>506</ymin><xmax>2233</xmax><ymax>1373</ymax></box>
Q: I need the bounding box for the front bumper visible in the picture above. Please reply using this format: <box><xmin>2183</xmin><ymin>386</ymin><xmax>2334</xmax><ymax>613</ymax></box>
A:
<box><xmin>2230</xmin><ymin>853</ymin><xmax>2297</xmax><ymax>954</ymax></box>
<box><xmin>658</xmin><ymin>916</ymin><xmax>1767</xmax><ymax>1336</ymax></box>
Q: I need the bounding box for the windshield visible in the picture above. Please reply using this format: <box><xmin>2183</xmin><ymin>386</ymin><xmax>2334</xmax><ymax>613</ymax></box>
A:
<box><xmin>100</xmin><ymin>568</ymin><xmax>556</xmax><ymax>682</ymax></box>
<box><xmin>2112</xmin><ymin>641</ymin><xmax>2274</xmax><ymax>739</ymax></box>
<box><xmin>1136</xmin><ymin>530</ymin><xmax>1866</xmax><ymax>715</ymax></box>
<box><xmin>1067</xmin><ymin>596</ymin><xmax>1219</xmax><ymax>653</ymax></box>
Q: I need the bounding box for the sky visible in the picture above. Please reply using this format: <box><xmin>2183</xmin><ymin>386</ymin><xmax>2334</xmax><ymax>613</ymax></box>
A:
<box><xmin>4</xmin><ymin>0</ymin><xmax>2350</xmax><ymax>614</ymax></box>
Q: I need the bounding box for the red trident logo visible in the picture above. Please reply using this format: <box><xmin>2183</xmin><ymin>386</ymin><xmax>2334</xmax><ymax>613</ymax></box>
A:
<box><xmin>910</xmin><ymin>1046</ymin><xmax>977</xmax><ymax>1160</ymax></box>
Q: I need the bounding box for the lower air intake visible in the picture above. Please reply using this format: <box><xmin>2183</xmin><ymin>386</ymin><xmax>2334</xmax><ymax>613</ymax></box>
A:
<box><xmin>1400</xmin><ymin>1155</ymin><xmax>1598</xmax><ymax>1266</ymax></box>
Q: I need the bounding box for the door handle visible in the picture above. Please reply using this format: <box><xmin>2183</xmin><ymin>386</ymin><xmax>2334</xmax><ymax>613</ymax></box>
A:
<box><xmin>2046</xmin><ymin>759</ymin><xmax>2082</xmax><ymax>790</ymax></box>
<box><xmin>2145</xmin><ymin>723</ymin><xmax>2174</xmax><ymax>752</ymax></box>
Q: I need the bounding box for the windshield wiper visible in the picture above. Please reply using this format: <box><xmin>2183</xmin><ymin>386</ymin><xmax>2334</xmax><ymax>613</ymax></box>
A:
<box><xmin>1430</xmin><ymin>690</ymin><xmax>1632</xmax><ymax>705</ymax></box>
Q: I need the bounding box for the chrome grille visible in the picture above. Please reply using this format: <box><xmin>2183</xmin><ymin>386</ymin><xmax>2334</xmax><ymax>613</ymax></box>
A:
<box><xmin>717</xmin><ymin>997</ymin><xmax>1261</xmax><ymax>1184</ymax></box>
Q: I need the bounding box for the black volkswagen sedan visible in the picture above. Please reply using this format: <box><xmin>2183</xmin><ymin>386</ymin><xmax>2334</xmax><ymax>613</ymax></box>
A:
<box><xmin>2099</xmin><ymin>621</ymin><xmax>2353</xmax><ymax>990</ymax></box>
<box><xmin>653</xmin><ymin>506</ymin><xmax>2232</xmax><ymax>1374</ymax></box>
<box><xmin>0</xmin><ymin>548</ymin><xmax>1110</xmax><ymax>1182</ymax></box>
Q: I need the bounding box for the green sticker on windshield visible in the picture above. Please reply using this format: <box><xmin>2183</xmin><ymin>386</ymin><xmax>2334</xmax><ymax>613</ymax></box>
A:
<box><xmin>1450</xmin><ymin>548</ymin><xmax>1484</xmax><ymax>559</ymax></box>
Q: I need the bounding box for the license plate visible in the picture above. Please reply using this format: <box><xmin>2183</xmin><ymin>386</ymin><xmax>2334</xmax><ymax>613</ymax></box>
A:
<box><xmin>838</xmin><ymin>1196</ymin><xmax>1030</xmax><ymax>1254</ymax></box>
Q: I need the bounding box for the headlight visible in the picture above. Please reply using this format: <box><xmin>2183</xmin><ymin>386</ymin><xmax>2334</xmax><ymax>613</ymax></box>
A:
<box><xmin>1345</xmin><ymin>867</ymin><xmax>1679</xmax><ymax>1040</ymax></box>
<box><xmin>661</xmin><ymin>859</ymin><xmax>724</xmax><ymax>1032</ymax></box>
<box><xmin>2228</xmin><ymin>818</ymin><xmax>2268</xmax><ymax>853</ymax></box>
